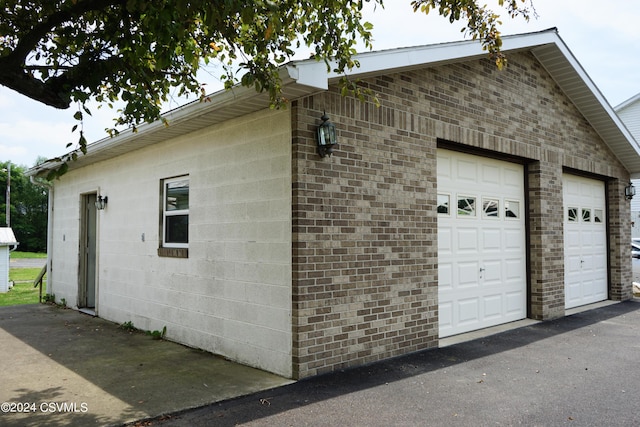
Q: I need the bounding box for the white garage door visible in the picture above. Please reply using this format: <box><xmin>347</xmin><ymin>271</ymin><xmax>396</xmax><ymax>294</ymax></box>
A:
<box><xmin>563</xmin><ymin>174</ymin><xmax>608</xmax><ymax>309</ymax></box>
<box><xmin>438</xmin><ymin>150</ymin><xmax>527</xmax><ymax>338</ymax></box>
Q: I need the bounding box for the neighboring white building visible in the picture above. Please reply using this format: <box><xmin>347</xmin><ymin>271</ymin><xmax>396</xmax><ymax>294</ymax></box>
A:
<box><xmin>616</xmin><ymin>93</ymin><xmax>640</xmax><ymax>238</ymax></box>
<box><xmin>0</xmin><ymin>227</ymin><xmax>18</xmax><ymax>293</ymax></box>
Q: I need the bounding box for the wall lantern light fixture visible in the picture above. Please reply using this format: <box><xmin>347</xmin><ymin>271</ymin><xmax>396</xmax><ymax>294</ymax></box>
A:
<box><xmin>625</xmin><ymin>182</ymin><xmax>636</xmax><ymax>200</ymax></box>
<box><xmin>95</xmin><ymin>195</ymin><xmax>108</xmax><ymax>210</ymax></box>
<box><xmin>317</xmin><ymin>111</ymin><xmax>338</xmax><ymax>158</ymax></box>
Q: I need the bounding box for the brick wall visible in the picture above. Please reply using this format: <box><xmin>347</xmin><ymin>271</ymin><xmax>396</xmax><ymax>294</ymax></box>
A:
<box><xmin>291</xmin><ymin>52</ymin><xmax>631</xmax><ymax>379</ymax></box>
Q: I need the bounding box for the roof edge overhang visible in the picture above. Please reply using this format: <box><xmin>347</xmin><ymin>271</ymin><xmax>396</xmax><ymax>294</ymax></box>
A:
<box><xmin>0</xmin><ymin>227</ymin><xmax>18</xmax><ymax>245</ymax></box>
<box><xmin>27</xmin><ymin>71</ymin><xmax>324</xmax><ymax>177</ymax></box>
<box><xmin>615</xmin><ymin>92</ymin><xmax>640</xmax><ymax>112</ymax></box>
<box><xmin>28</xmin><ymin>28</ymin><xmax>640</xmax><ymax>177</ymax></box>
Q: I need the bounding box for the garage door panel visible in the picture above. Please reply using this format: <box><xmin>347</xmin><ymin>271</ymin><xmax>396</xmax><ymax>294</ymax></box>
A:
<box><xmin>484</xmin><ymin>295</ymin><xmax>503</xmax><ymax>319</ymax></box>
<box><xmin>565</xmin><ymin>180</ymin><xmax>580</xmax><ymax>196</ymax></box>
<box><xmin>563</xmin><ymin>174</ymin><xmax>607</xmax><ymax>309</ymax></box>
<box><xmin>566</xmin><ymin>255</ymin><xmax>582</xmax><ymax>273</ymax></box>
<box><xmin>438</xmin><ymin>149</ymin><xmax>526</xmax><ymax>338</ymax></box>
<box><xmin>458</xmin><ymin>298</ymin><xmax>480</xmax><ymax>324</ymax></box>
<box><xmin>439</xmin><ymin>302</ymin><xmax>453</xmax><ymax>331</ymax></box>
<box><xmin>565</xmin><ymin>230</ymin><xmax>581</xmax><ymax>248</ymax></box>
<box><xmin>457</xmin><ymin>228</ymin><xmax>479</xmax><ymax>252</ymax></box>
<box><xmin>482</xmin><ymin>228</ymin><xmax>502</xmax><ymax>251</ymax></box>
<box><xmin>580</xmin><ymin>230</ymin><xmax>596</xmax><ymax>247</ymax></box>
<box><xmin>438</xmin><ymin>227</ymin><xmax>453</xmax><ymax>254</ymax></box>
<box><xmin>504</xmin><ymin>168</ymin><xmax>522</xmax><ymax>191</ymax></box>
<box><xmin>505</xmin><ymin>259</ymin><xmax>524</xmax><ymax>280</ymax></box>
<box><xmin>458</xmin><ymin>262</ymin><xmax>480</xmax><ymax>288</ymax></box>
<box><xmin>457</xmin><ymin>160</ymin><xmax>478</xmax><ymax>182</ymax></box>
<box><xmin>506</xmin><ymin>291</ymin><xmax>525</xmax><ymax>314</ymax></box>
<box><xmin>566</xmin><ymin>285</ymin><xmax>581</xmax><ymax>304</ymax></box>
<box><xmin>593</xmin><ymin>230</ymin><xmax>606</xmax><ymax>249</ymax></box>
<box><xmin>481</xmin><ymin>164</ymin><xmax>501</xmax><ymax>186</ymax></box>
<box><xmin>438</xmin><ymin>154</ymin><xmax>453</xmax><ymax>179</ymax></box>
<box><xmin>482</xmin><ymin>261</ymin><xmax>502</xmax><ymax>284</ymax></box>
<box><xmin>504</xmin><ymin>228</ymin><xmax>523</xmax><ymax>250</ymax></box>
<box><xmin>439</xmin><ymin>263</ymin><xmax>453</xmax><ymax>290</ymax></box>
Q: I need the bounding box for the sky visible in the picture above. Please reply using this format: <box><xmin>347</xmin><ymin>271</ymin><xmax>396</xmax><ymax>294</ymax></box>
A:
<box><xmin>1</xmin><ymin>0</ymin><xmax>639</xmax><ymax>168</ymax></box>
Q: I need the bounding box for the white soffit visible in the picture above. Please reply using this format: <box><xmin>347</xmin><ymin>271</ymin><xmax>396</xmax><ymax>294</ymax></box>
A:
<box><xmin>528</xmin><ymin>34</ymin><xmax>640</xmax><ymax>175</ymax></box>
<box><xmin>28</xmin><ymin>28</ymin><xmax>640</xmax><ymax>176</ymax></box>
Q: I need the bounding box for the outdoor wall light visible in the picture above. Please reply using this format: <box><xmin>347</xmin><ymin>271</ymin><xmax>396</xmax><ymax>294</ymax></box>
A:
<box><xmin>95</xmin><ymin>195</ymin><xmax>108</xmax><ymax>210</ymax></box>
<box><xmin>317</xmin><ymin>111</ymin><xmax>338</xmax><ymax>158</ymax></box>
<box><xmin>625</xmin><ymin>182</ymin><xmax>636</xmax><ymax>201</ymax></box>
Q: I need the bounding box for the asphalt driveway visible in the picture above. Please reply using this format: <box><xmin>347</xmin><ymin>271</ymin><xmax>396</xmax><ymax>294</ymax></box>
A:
<box><xmin>139</xmin><ymin>299</ymin><xmax>640</xmax><ymax>427</ymax></box>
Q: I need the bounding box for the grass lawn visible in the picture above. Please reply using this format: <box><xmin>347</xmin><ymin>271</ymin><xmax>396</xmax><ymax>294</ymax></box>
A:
<box><xmin>11</xmin><ymin>251</ymin><xmax>47</xmax><ymax>259</ymax></box>
<box><xmin>0</xmin><ymin>268</ymin><xmax>47</xmax><ymax>306</ymax></box>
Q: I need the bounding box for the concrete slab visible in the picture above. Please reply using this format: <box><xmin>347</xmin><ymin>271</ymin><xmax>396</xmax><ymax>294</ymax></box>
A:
<box><xmin>0</xmin><ymin>304</ymin><xmax>292</xmax><ymax>427</ymax></box>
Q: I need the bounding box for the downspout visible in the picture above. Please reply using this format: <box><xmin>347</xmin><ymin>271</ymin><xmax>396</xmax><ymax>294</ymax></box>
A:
<box><xmin>30</xmin><ymin>176</ymin><xmax>53</xmax><ymax>296</ymax></box>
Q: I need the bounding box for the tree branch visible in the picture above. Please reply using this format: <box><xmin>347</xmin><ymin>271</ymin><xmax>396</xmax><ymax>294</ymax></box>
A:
<box><xmin>0</xmin><ymin>0</ymin><xmax>128</xmax><ymax>108</ymax></box>
<box><xmin>6</xmin><ymin>0</ymin><xmax>126</xmax><ymax>66</ymax></box>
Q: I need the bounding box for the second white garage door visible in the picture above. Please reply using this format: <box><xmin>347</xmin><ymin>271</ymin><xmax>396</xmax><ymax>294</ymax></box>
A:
<box><xmin>438</xmin><ymin>150</ymin><xmax>527</xmax><ymax>338</ymax></box>
<box><xmin>563</xmin><ymin>174</ymin><xmax>608</xmax><ymax>309</ymax></box>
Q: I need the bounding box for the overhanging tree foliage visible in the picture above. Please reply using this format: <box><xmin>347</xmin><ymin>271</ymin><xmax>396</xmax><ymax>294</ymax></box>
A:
<box><xmin>0</xmin><ymin>0</ymin><xmax>533</xmax><ymax>168</ymax></box>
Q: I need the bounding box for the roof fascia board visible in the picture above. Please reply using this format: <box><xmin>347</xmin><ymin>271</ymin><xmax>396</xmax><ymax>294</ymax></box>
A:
<box><xmin>287</xmin><ymin>29</ymin><xmax>560</xmax><ymax>87</ymax></box>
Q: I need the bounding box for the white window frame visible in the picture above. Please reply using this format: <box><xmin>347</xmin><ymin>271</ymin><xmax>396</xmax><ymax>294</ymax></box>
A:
<box><xmin>162</xmin><ymin>176</ymin><xmax>189</xmax><ymax>249</ymax></box>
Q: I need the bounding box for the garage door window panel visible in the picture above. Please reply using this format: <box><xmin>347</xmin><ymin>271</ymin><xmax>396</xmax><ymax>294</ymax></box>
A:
<box><xmin>482</xmin><ymin>198</ymin><xmax>500</xmax><ymax>218</ymax></box>
<box><xmin>567</xmin><ymin>207</ymin><xmax>579</xmax><ymax>222</ymax></box>
<box><xmin>594</xmin><ymin>209</ymin><xmax>603</xmax><ymax>223</ymax></box>
<box><xmin>438</xmin><ymin>194</ymin><xmax>450</xmax><ymax>215</ymax></box>
<box><xmin>457</xmin><ymin>196</ymin><xmax>476</xmax><ymax>217</ymax></box>
<box><xmin>504</xmin><ymin>200</ymin><xmax>520</xmax><ymax>219</ymax></box>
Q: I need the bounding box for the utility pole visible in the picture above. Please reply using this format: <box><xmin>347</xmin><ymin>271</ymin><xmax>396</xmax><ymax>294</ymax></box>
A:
<box><xmin>2</xmin><ymin>163</ymin><xmax>9</xmax><ymax>227</ymax></box>
<box><xmin>6</xmin><ymin>162</ymin><xmax>10</xmax><ymax>227</ymax></box>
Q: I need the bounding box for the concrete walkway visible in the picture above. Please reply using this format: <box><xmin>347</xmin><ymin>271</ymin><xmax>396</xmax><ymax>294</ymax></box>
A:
<box><xmin>0</xmin><ymin>304</ymin><xmax>292</xmax><ymax>427</ymax></box>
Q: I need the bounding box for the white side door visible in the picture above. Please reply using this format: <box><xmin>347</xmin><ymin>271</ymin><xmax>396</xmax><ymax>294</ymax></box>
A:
<box><xmin>563</xmin><ymin>174</ymin><xmax>607</xmax><ymax>309</ymax></box>
<box><xmin>438</xmin><ymin>150</ymin><xmax>527</xmax><ymax>338</ymax></box>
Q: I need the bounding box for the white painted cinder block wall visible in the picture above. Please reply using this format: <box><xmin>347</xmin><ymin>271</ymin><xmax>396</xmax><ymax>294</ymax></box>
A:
<box><xmin>49</xmin><ymin>108</ymin><xmax>293</xmax><ymax>377</ymax></box>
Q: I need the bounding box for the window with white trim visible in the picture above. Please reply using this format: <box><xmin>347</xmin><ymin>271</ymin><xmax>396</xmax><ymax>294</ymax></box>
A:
<box><xmin>162</xmin><ymin>176</ymin><xmax>189</xmax><ymax>248</ymax></box>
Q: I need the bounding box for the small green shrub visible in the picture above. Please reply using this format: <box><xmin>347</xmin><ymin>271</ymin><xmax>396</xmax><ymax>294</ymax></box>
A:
<box><xmin>146</xmin><ymin>326</ymin><xmax>167</xmax><ymax>340</ymax></box>
<box><xmin>120</xmin><ymin>321</ymin><xmax>137</xmax><ymax>332</ymax></box>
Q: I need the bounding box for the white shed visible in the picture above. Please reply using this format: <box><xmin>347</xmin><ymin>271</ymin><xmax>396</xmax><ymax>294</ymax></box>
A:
<box><xmin>0</xmin><ymin>227</ymin><xmax>18</xmax><ymax>293</ymax></box>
